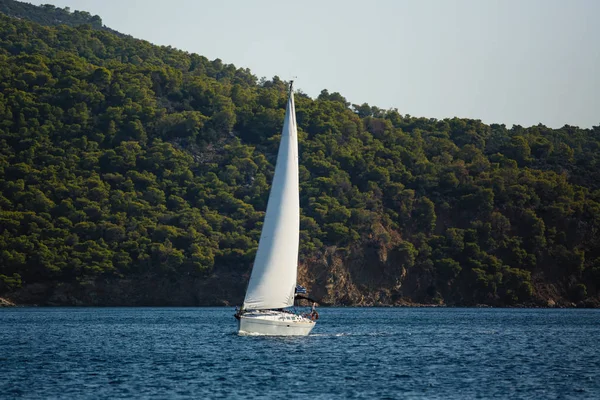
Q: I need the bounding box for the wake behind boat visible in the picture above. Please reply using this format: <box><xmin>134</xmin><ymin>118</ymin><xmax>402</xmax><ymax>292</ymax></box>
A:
<box><xmin>235</xmin><ymin>82</ymin><xmax>318</xmax><ymax>336</ymax></box>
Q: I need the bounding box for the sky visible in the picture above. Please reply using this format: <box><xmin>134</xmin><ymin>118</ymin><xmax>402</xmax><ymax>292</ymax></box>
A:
<box><xmin>27</xmin><ymin>0</ymin><xmax>600</xmax><ymax>128</ymax></box>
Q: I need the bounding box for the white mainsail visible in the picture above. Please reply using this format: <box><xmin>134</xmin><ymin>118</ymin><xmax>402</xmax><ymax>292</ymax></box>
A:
<box><xmin>242</xmin><ymin>88</ymin><xmax>300</xmax><ymax>310</ymax></box>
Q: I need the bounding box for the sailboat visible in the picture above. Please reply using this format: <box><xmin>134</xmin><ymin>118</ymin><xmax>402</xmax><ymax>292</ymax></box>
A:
<box><xmin>235</xmin><ymin>81</ymin><xmax>318</xmax><ymax>336</ymax></box>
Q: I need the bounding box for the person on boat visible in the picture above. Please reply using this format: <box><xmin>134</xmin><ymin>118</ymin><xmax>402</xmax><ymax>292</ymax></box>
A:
<box><xmin>310</xmin><ymin>302</ymin><xmax>319</xmax><ymax>320</ymax></box>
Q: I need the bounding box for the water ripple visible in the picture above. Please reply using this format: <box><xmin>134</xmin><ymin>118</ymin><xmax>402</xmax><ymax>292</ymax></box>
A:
<box><xmin>1</xmin><ymin>307</ymin><xmax>599</xmax><ymax>399</ymax></box>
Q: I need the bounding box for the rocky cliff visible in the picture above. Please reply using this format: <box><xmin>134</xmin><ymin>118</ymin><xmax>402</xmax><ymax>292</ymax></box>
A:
<box><xmin>5</xmin><ymin>239</ymin><xmax>596</xmax><ymax>308</ymax></box>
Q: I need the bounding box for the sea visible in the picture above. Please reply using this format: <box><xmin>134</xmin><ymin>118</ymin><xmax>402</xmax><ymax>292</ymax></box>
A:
<box><xmin>1</xmin><ymin>307</ymin><xmax>598</xmax><ymax>399</ymax></box>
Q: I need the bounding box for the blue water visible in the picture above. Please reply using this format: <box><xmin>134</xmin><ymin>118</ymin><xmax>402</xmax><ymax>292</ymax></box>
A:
<box><xmin>1</xmin><ymin>308</ymin><xmax>599</xmax><ymax>399</ymax></box>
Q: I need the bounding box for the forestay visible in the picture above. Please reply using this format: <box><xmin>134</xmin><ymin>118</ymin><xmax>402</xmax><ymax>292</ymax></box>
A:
<box><xmin>242</xmin><ymin>89</ymin><xmax>300</xmax><ymax>310</ymax></box>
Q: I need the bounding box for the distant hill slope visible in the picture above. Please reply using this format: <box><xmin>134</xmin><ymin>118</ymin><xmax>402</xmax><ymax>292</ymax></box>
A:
<box><xmin>0</xmin><ymin>1</ymin><xmax>599</xmax><ymax>307</ymax></box>
<box><xmin>0</xmin><ymin>0</ymin><xmax>124</xmax><ymax>36</ymax></box>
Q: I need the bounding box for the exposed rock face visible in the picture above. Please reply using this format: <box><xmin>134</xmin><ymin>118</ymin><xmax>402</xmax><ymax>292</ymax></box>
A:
<box><xmin>298</xmin><ymin>245</ymin><xmax>418</xmax><ymax>307</ymax></box>
<box><xmin>0</xmin><ymin>297</ymin><xmax>16</xmax><ymax>307</ymax></box>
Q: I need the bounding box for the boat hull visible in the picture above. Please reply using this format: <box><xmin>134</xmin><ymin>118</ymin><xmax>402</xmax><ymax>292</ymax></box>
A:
<box><xmin>238</xmin><ymin>311</ymin><xmax>316</xmax><ymax>336</ymax></box>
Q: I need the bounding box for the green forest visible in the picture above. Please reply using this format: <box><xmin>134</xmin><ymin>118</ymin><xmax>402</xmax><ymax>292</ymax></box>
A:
<box><xmin>0</xmin><ymin>1</ymin><xmax>599</xmax><ymax>306</ymax></box>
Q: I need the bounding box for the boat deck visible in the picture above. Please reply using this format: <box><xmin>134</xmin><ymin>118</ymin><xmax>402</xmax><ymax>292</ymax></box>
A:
<box><xmin>242</xmin><ymin>310</ymin><xmax>313</xmax><ymax>324</ymax></box>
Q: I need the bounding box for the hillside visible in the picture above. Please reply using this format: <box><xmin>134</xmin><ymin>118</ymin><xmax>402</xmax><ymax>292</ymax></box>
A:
<box><xmin>0</xmin><ymin>1</ymin><xmax>599</xmax><ymax>307</ymax></box>
<box><xmin>0</xmin><ymin>0</ymin><xmax>123</xmax><ymax>36</ymax></box>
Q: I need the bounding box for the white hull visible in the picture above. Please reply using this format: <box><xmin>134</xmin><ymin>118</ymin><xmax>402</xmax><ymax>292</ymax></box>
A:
<box><xmin>238</xmin><ymin>310</ymin><xmax>316</xmax><ymax>336</ymax></box>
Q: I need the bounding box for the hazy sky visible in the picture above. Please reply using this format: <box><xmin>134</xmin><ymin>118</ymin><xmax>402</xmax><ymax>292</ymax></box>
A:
<box><xmin>28</xmin><ymin>0</ymin><xmax>600</xmax><ymax>128</ymax></box>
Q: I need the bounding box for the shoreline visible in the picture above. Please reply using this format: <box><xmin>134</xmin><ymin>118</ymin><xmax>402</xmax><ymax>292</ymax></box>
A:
<box><xmin>2</xmin><ymin>300</ymin><xmax>597</xmax><ymax>309</ymax></box>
